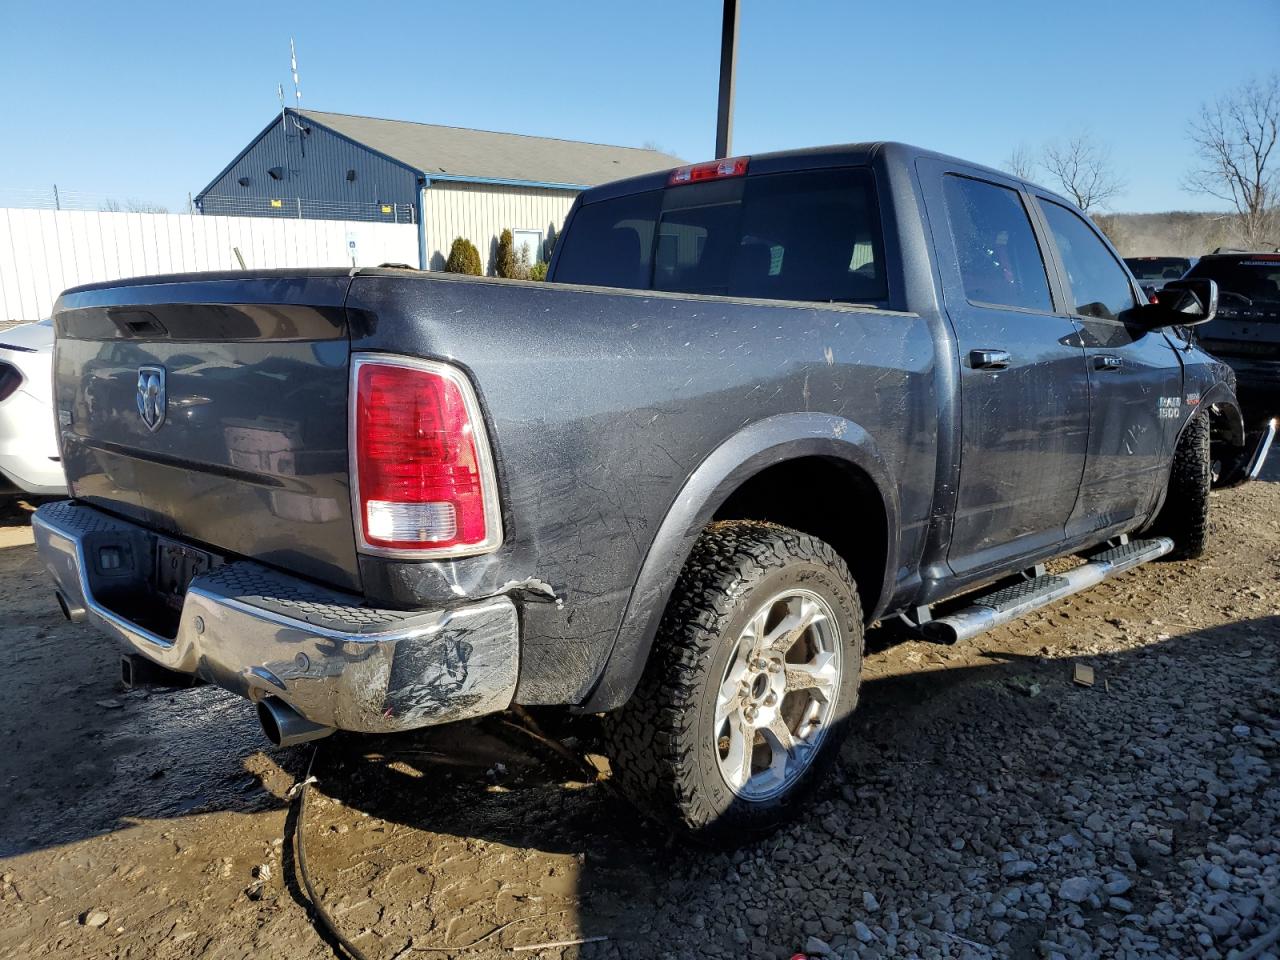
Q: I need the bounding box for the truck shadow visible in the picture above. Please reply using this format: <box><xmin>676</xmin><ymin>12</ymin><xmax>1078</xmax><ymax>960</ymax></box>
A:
<box><xmin>303</xmin><ymin>614</ymin><xmax>1278</xmax><ymax>957</ymax></box>
<box><xmin>1</xmin><ymin>491</ymin><xmax>1274</xmax><ymax>955</ymax></box>
<box><xmin>0</xmin><ymin>505</ymin><xmax>293</xmax><ymax>861</ymax></box>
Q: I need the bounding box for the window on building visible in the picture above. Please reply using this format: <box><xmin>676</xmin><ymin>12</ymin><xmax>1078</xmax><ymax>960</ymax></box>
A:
<box><xmin>943</xmin><ymin>175</ymin><xmax>1053</xmax><ymax>313</ymax></box>
<box><xmin>513</xmin><ymin>229</ymin><xmax>543</xmax><ymax>266</ymax></box>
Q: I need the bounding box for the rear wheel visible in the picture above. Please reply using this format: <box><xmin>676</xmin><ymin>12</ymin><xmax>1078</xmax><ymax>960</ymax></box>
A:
<box><xmin>605</xmin><ymin>521</ymin><xmax>863</xmax><ymax>840</ymax></box>
<box><xmin>1151</xmin><ymin>414</ymin><xmax>1211</xmax><ymax>560</ymax></box>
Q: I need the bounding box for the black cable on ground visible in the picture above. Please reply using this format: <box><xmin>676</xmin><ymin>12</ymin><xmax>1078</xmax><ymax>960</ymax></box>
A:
<box><xmin>293</xmin><ymin>745</ymin><xmax>373</xmax><ymax>960</ymax></box>
<box><xmin>288</xmin><ymin>740</ymin><xmax>592</xmax><ymax>959</ymax></box>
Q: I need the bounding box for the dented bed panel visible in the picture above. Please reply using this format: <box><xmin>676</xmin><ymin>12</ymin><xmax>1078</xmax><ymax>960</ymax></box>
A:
<box><xmin>346</xmin><ymin>273</ymin><xmax>941</xmax><ymax>704</ymax></box>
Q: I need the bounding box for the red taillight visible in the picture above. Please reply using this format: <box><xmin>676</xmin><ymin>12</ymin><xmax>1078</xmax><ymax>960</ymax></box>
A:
<box><xmin>352</xmin><ymin>357</ymin><xmax>501</xmax><ymax>556</ymax></box>
<box><xmin>668</xmin><ymin>156</ymin><xmax>749</xmax><ymax>186</ymax></box>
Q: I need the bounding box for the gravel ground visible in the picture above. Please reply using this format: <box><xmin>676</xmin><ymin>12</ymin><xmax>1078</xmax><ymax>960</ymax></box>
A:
<box><xmin>0</xmin><ymin>471</ymin><xmax>1276</xmax><ymax>960</ymax></box>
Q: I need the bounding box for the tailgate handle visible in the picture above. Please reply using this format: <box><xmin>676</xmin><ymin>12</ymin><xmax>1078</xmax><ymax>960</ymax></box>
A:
<box><xmin>108</xmin><ymin>309</ymin><xmax>168</xmax><ymax>338</ymax></box>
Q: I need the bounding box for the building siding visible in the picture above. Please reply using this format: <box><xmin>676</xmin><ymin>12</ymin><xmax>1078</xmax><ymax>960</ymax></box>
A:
<box><xmin>0</xmin><ymin>208</ymin><xmax>418</xmax><ymax>323</ymax></box>
<box><xmin>198</xmin><ymin>117</ymin><xmax>418</xmax><ymax>221</ymax></box>
<box><xmin>421</xmin><ymin>182</ymin><xmax>576</xmax><ymax>272</ymax></box>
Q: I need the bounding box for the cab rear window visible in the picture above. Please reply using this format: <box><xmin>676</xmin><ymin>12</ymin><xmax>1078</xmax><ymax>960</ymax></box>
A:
<box><xmin>552</xmin><ymin>168</ymin><xmax>888</xmax><ymax>304</ymax></box>
<box><xmin>1124</xmin><ymin>257</ymin><xmax>1191</xmax><ymax>282</ymax></box>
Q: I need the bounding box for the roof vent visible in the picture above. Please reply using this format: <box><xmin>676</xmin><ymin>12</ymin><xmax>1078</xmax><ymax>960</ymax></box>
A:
<box><xmin>346</xmin><ymin>169</ymin><xmax>357</xmax><ymax>182</ymax></box>
<box><xmin>237</xmin><ymin>176</ymin><xmax>251</xmax><ymax>187</ymax></box>
<box><xmin>267</xmin><ymin>167</ymin><xmax>284</xmax><ymax>181</ymax></box>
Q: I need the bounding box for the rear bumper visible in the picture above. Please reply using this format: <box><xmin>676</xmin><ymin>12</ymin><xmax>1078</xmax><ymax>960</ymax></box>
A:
<box><xmin>33</xmin><ymin>501</ymin><xmax>519</xmax><ymax>733</ymax></box>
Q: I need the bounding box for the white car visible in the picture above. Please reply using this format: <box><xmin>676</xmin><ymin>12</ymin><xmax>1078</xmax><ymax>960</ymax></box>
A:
<box><xmin>0</xmin><ymin>320</ymin><xmax>66</xmax><ymax>496</ymax></box>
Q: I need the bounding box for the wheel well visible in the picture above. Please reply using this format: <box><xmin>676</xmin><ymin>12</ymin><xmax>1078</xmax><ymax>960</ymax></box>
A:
<box><xmin>712</xmin><ymin>456</ymin><xmax>887</xmax><ymax>620</ymax></box>
<box><xmin>1206</xmin><ymin>401</ymin><xmax>1246</xmax><ymax>448</ymax></box>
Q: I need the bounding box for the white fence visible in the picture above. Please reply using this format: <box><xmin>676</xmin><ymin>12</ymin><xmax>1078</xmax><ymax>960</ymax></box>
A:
<box><xmin>0</xmin><ymin>208</ymin><xmax>420</xmax><ymax>324</ymax></box>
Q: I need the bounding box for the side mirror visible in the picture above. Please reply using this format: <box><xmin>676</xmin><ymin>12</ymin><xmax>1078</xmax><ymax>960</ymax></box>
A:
<box><xmin>1143</xmin><ymin>278</ymin><xmax>1217</xmax><ymax>328</ymax></box>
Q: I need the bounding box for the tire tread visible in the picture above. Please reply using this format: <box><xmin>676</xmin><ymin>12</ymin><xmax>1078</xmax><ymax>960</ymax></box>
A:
<box><xmin>605</xmin><ymin>520</ymin><xmax>862</xmax><ymax>836</ymax></box>
<box><xmin>1152</xmin><ymin>414</ymin><xmax>1211</xmax><ymax>560</ymax></box>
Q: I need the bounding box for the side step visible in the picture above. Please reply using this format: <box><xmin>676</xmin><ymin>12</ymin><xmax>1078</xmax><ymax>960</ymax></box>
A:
<box><xmin>922</xmin><ymin>537</ymin><xmax>1173</xmax><ymax>644</ymax></box>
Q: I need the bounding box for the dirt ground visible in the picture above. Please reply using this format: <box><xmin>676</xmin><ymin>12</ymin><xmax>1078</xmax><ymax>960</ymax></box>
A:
<box><xmin>0</xmin><ymin>467</ymin><xmax>1276</xmax><ymax>960</ymax></box>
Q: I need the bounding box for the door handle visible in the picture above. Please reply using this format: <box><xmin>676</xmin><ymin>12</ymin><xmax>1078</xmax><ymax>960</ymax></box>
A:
<box><xmin>970</xmin><ymin>349</ymin><xmax>1011</xmax><ymax>370</ymax></box>
<box><xmin>1094</xmin><ymin>355</ymin><xmax>1123</xmax><ymax>371</ymax></box>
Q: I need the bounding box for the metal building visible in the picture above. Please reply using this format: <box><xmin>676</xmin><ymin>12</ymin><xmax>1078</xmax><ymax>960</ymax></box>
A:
<box><xmin>196</xmin><ymin>109</ymin><xmax>682</xmax><ymax>271</ymax></box>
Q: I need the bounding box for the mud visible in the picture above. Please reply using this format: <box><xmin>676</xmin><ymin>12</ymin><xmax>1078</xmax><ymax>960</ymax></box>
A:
<box><xmin>0</xmin><ymin>466</ymin><xmax>1277</xmax><ymax>959</ymax></box>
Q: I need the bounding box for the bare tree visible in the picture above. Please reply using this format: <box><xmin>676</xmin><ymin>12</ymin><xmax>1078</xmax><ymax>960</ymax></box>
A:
<box><xmin>1185</xmin><ymin>73</ymin><xmax>1279</xmax><ymax>249</ymax></box>
<box><xmin>1042</xmin><ymin>133</ymin><xmax>1125</xmax><ymax>213</ymax></box>
<box><xmin>99</xmin><ymin>197</ymin><xmax>169</xmax><ymax>214</ymax></box>
<box><xmin>1004</xmin><ymin>143</ymin><xmax>1038</xmax><ymax>180</ymax></box>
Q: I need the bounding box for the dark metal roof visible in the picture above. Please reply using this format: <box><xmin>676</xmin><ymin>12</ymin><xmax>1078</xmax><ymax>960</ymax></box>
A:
<box><xmin>288</xmin><ymin>109</ymin><xmax>684</xmax><ymax>188</ymax></box>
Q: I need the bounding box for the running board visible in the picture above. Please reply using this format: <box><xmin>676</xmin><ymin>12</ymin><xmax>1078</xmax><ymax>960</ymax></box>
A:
<box><xmin>922</xmin><ymin>537</ymin><xmax>1173</xmax><ymax>644</ymax></box>
<box><xmin>1246</xmin><ymin>418</ymin><xmax>1276</xmax><ymax>481</ymax></box>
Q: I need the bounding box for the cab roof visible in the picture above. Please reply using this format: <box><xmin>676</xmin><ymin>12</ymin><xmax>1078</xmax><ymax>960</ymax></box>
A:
<box><xmin>578</xmin><ymin>140</ymin><xmax>1069</xmax><ymax>208</ymax></box>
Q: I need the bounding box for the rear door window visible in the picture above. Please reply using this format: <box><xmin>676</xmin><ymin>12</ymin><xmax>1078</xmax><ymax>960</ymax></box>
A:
<box><xmin>553</xmin><ymin>168</ymin><xmax>888</xmax><ymax>303</ymax></box>
<box><xmin>1038</xmin><ymin>200</ymin><xmax>1138</xmax><ymax>320</ymax></box>
<box><xmin>942</xmin><ymin>175</ymin><xmax>1053</xmax><ymax>313</ymax></box>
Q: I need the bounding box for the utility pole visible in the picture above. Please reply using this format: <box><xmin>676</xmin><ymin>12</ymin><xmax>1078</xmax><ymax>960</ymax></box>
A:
<box><xmin>52</xmin><ymin>184</ymin><xmax>61</xmax><ymax>211</ymax></box>
<box><xmin>714</xmin><ymin>0</ymin><xmax>739</xmax><ymax>159</ymax></box>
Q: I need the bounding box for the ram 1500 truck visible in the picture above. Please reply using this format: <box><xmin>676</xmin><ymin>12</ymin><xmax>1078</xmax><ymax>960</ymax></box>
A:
<box><xmin>35</xmin><ymin>143</ymin><xmax>1268</xmax><ymax>839</ymax></box>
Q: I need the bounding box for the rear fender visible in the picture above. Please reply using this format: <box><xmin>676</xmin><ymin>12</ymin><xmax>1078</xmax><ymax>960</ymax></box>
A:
<box><xmin>578</xmin><ymin>412</ymin><xmax>898</xmax><ymax>713</ymax></box>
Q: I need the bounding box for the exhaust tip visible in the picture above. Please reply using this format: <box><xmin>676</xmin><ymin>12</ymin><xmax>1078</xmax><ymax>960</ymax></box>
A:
<box><xmin>256</xmin><ymin>697</ymin><xmax>335</xmax><ymax>749</ymax></box>
<box><xmin>256</xmin><ymin>699</ymin><xmax>284</xmax><ymax>747</ymax></box>
<box><xmin>55</xmin><ymin>590</ymin><xmax>87</xmax><ymax>623</ymax></box>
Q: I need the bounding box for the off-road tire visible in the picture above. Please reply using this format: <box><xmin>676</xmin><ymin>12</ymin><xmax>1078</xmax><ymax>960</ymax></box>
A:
<box><xmin>604</xmin><ymin>521</ymin><xmax>863</xmax><ymax>840</ymax></box>
<box><xmin>1151</xmin><ymin>414</ymin><xmax>1211</xmax><ymax>560</ymax></box>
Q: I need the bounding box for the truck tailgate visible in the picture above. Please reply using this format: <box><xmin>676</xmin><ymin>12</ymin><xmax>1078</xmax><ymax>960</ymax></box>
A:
<box><xmin>52</xmin><ymin>272</ymin><xmax>360</xmax><ymax>591</ymax></box>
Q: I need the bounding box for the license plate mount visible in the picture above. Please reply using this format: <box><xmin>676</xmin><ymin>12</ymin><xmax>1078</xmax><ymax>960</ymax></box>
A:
<box><xmin>155</xmin><ymin>538</ymin><xmax>218</xmax><ymax>610</ymax></box>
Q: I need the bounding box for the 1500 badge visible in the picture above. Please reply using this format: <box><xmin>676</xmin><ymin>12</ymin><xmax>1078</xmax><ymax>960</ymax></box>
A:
<box><xmin>1158</xmin><ymin>396</ymin><xmax>1182</xmax><ymax>419</ymax></box>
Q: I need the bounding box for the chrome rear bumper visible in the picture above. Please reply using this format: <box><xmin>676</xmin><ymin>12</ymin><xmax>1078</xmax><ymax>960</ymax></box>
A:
<box><xmin>33</xmin><ymin>501</ymin><xmax>519</xmax><ymax>733</ymax></box>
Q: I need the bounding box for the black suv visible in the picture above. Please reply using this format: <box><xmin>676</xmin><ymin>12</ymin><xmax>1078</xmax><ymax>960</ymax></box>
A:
<box><xmin>1185</xmin><ymin>252</ymin><xmax>1280</xmax><ymax>424</ymax></box>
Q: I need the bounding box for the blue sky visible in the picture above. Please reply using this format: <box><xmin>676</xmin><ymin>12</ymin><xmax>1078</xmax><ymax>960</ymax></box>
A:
<box><xmin>1</xmin><ymin>0</ymin><xmax>1276</xmax><ymax>213</ymax></box>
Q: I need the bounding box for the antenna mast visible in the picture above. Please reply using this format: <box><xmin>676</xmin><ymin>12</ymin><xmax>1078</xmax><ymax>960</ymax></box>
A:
<box><xmin>290</xmin><ymin>37</ymin><xmax>302</xmax><ymax>108</ymax></box>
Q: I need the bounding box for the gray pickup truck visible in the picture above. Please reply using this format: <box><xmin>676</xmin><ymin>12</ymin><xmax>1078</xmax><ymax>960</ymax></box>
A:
<box><xmin>35</xmin><ymin>142</ymin><xmax>1270</xmax><ymax>839</ymax></box>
